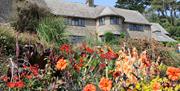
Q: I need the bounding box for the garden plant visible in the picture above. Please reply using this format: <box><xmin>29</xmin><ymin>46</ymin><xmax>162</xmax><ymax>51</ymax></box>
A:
<box><xmin>0</xmin><ymin>43</ymin><xmax>179</xmax><ymax>91</ymax></box>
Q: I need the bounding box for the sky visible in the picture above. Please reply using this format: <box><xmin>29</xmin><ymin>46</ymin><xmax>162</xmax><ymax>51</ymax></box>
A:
<box><xmin>66</xmin><ymin>0</ymin><xmax>117</xmax><ymax>7</ymax></box>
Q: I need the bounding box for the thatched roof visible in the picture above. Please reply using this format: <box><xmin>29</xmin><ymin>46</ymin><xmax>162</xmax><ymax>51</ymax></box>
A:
<box><xmin>29</xmin><ymin>0</ymin><xmax>150</xmax><ymax>25</ymax></box>
<box><xmin>151</xmin><ymin>23</ymin><xmax>169</xmax><ymax>34</ymax></box>
<box><xmin>99</xmin><ymin>7</ymin><xmax>118</xmax><ymax>17</ymax></box>
<box><xmin>151</xmin><ymin>23</ymin><xmax>176</xmax><ymax>42</ymax></box>
<box><xmin>152</xmin><ymin>34</ymin><xmax>176</xmax><ymax>42</ymax></box>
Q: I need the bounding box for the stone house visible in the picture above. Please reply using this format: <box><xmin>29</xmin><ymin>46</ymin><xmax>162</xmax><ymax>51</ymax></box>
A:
<box><xmin>1</xmin><ymin>0</ymin><xmax>175</xmax><ymax>43</ymax></box>
<box><xmin>29</xmin><ymin>0</ymin><xmax>152</xmax><ymax>43</ymax></box>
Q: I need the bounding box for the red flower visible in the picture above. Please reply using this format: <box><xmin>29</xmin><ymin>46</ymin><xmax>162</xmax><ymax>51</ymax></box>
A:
<box><xmin>26</xmin><ymin>74</ymin><xmax>33</xmax><ymax>79</ymax></box>
<box><xmin>77</xmin><ymin>58</ymin><xmax>84</xmax><ymax>67</ymax></box>
<box><xmin>23</xmin><ymin>65</ymin><xmax>28</xmax><ymax>69</ymax></box>
<box><xmin>1</xmin><ymin>76</ymin><xmax>8</xmax><ymax>82</ymax></box>
<box><xmin>15</xmin><ymin>80</ymin><xmax>25</xmax><ymax>88</ymax></box>
<box><xmin>13</xmin><ymin>76</ymin><xmax>19</xmax><ymax>81</ymax></box>
<box><xmin>85</xmin><ymin>47</ymin><xmax>94</xmax><ymax>54</ymax></box>
<box><xmin>81</xmin><ymin>52</ymin><xmax>87</xmax><ymax>57</ymax></box>
<box><xmin>7</xmin><ymin>82</ymin><xmax>16</xmax><ymax>88</ymax></box>
<box><xmin>60</xmin><ymin>44</ymin><xmax>71</xmax><ymax>53</ymax></box>
<box><xmin>30</xmin><ymin>66</ymin><xmax>39</xmax><ymax>76</ymax></box>
<box><xmin>99</xmin><ymin>63</ymin><xmax>106</xmax><ymax>70</ymax></box>
<box><xmin>83</xmin><ymin>84</ymin><xmax>96</xmax><ymax>91</ymax></box>
<box><xmin>100</xmin><ymin>51</ymin><xmax>118</xmax><ymax>60</ymax></box>
<box><xmin>21</xmin><ymin>72</ymin><xmax>27</xmax><ymax>78</ymax></box>
<box><xmin>113</xmin><ymin>71</ymin><xmax>121</xmax><ymax>78</ymax></box>
<box><xmin>74</xmin><ymin>64</ymin><xmax>81</xmax><ymax>73</ymax></box>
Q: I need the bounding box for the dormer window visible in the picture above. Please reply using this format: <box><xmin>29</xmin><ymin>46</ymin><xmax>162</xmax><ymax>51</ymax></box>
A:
<box><xmin>110</xmin><ymin>16</ymin><xmax>119</xmax><ymax>24</ymax></box>
<box><xmin>99</xmin><ymin>17</ymin><xmax>105</xmax><ymax>26</ymax></box>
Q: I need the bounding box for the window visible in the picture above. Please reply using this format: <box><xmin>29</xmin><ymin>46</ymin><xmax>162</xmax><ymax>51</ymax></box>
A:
<box><xmin>99</xmin><ymin>17</ymin><xmax>105</xmax><ymax>25</ymax></box>
<box><xmin>110</xmin><ymin>16</ymin><xmax>119</xmax><ymax>24</ymax></box>
<box><xmin>129</xmin><ymin>24</ymin><xmax>144</xmax><ymax>31</ymax></box>
<box><xmin>71</xmin><ymin>18</ymin><xmax>85</xmax><ymax>26</ymax></box>
<box><xmin>154</xmin><ymin>31</ymin><xmax>162</xmax><ymax>35</ymax></box>
<box><xmin>65</xmin><ymin>18</ymin><xmax>71</xmax><ymax>25</ymax></box>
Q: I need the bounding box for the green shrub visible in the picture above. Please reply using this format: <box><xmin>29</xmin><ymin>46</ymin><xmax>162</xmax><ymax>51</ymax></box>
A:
<box><xmin>119</xmin><ymin>32</ymin><xmax>126</xmax><ymax>38</ymax></box>
<box><xmin>0</xmin><ymin>26</ymin><xmax>16</xmax><ymax>55</ymax></box>
<box><xmin>36</xmin><ymin>17</ymin><xmax>68</xmax><ymax>48</ymax></box>
<box><xmin>103</xmin><ymin>32</ymin><xmax>120</xmax><ymax>44</ymax></box>
<box><xmin>0</xmin><ymin>25</ymin><xmax>39</xmax><ymax>55</ymax></box>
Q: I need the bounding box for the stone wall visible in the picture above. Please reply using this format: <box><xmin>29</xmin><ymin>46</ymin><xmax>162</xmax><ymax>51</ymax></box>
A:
<box><xmin>65</xmin><ymin>18</ymin><xmax>97</xmax><ymax>42</ymax></box>
<box><xmin>65</xmin><ymin>16</ymin><xmax>151</xmax><ymax>42</ymax></box>
<box><xmin>96</xmin><ymin>16</ymin><xmax>123</xmax><ymax>36</ymax></box>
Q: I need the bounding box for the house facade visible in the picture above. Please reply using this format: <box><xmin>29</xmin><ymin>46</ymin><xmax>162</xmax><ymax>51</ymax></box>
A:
<box><xmin>24</xmin><ymin>0</ymin><xmax>175</xmax><ymax>43</ymax></box>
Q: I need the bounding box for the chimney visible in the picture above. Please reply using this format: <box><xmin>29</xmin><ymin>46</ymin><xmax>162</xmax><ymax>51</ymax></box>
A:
<box><xmin>86</xmin><ymin>0</ymin><xmax>94</xmax><ymax>7</ymax></box>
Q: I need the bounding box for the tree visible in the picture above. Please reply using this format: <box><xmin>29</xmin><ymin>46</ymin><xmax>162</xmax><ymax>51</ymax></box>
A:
<box><xmin>14</xmin><ymin>2</ymin><xmax>48</xmax><ymax>32</ymax></box>
<box><xmin>149</xmin><ymin>0</ymin><xmax>180</xmax><ymax>40</ymax></box>
<box><xmin>151</xmin><ymin>0</ymin><xmax>180</xmax><ymax>25</ymax></box>
<box><xmin>115</xmin><ymin>0</ymin><xmax>151</xmax><ymax>13</ymax></box>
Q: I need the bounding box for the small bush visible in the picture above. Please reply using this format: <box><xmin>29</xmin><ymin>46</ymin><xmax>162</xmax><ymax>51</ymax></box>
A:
<box><xmin>103</xmin><ymin>32</ymin><xmax>120</xmax><ymax>45</ymax></box>
<box><xmin>0</xmin><ymin>26</ymin><xmax>16</xmax><ymax>55</ymax></box>
<box><xmin>0</xmin><ymin>25</ymin><xmax>39</xmax><ymax>55</ymax></box>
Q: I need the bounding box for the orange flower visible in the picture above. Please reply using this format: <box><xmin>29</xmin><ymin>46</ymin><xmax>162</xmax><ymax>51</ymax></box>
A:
<box><xmin>83</xmin><ymin>84</ymin><xmax>96</xmax><ymax>91</ymax></box>
<box><xmin>166</xmin><ymin>67</ymin><xmax>180</xmax><ymax>81</ymax></box>
<box><xmin>56</xmin><ymin>58</ymin><xmax>68</xmax><ymax>71</ymax></box>
<box><xmin>99</xmin><ymin>77</ymin><xmax>112</xmax><ymax>91</ymax></box>
<box><xmin>152</xmin><ymin>82</ymin><xmax>161</xmax><ymax>91</ymax></box>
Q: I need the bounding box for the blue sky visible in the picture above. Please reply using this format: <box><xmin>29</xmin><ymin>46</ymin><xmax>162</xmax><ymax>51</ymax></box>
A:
<box><xmin>66</xmin><ymin>0</ymin><xmax>117</xmax><ymax>7</ymax></box>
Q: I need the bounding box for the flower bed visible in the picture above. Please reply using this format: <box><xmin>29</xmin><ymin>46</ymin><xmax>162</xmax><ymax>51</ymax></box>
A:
<box><xmin>0</xmin><ymin>43</ymin><xmax>180</xmax><ymax>91</ymax></box>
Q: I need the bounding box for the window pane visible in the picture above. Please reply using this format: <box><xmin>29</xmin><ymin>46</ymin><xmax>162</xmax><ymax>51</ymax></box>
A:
<box><xmin>110</xmin><ymin>17</ymin><xmax>119</xmax><ymax>24</ymax></box>
<box><xmin>129</xmin><ymin>24</ymin><xmax>144</xmax><ymax>31</ymax></box>
<box><xmin>99</xmin><ymin>17</ymin><xmax>105</xmax><ymax>25</ymax></box>
<box><xmin>71</xmin><ymin>18</ymin><xmax>85</xmax><ymax>26</ymax></box>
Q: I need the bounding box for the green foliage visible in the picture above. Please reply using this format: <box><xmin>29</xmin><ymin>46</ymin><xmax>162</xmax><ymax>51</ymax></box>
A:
<box><xmin>104</xmin><ymin>32</ymin><xmax>116</xmax><ymax>43</ymax></box>
<box><xmin>115</xmin><ymin>0</ymin><xmax>151</xmax><ymax>13</ymax></box>
<box><xmin>103</xmin><ymin>32</ymin><xmax>121</xmax><ymax>45</ymax></box>
<box><xmin>0</xmin><ymin>25</ymin><xmax>39</xmax><ymax>56</ymax></box>
<box><xmin>0</xmin><ymin>26</ymin><xmax>16</xmax><ymax>55</ymax></box>
<box><xmin>37</xmin><ymin>17</ymin><xmax>68</xmax><ymax>48</ymax></box>
<box><xmin>119</xmin><ymin>32</ymin><xmax>126</xmax><ymax>38</ymax></box>
<box><xmin>148</xmin><ymin>0</ymin><xmax>180</xmax><ymax>40</ymax></box>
